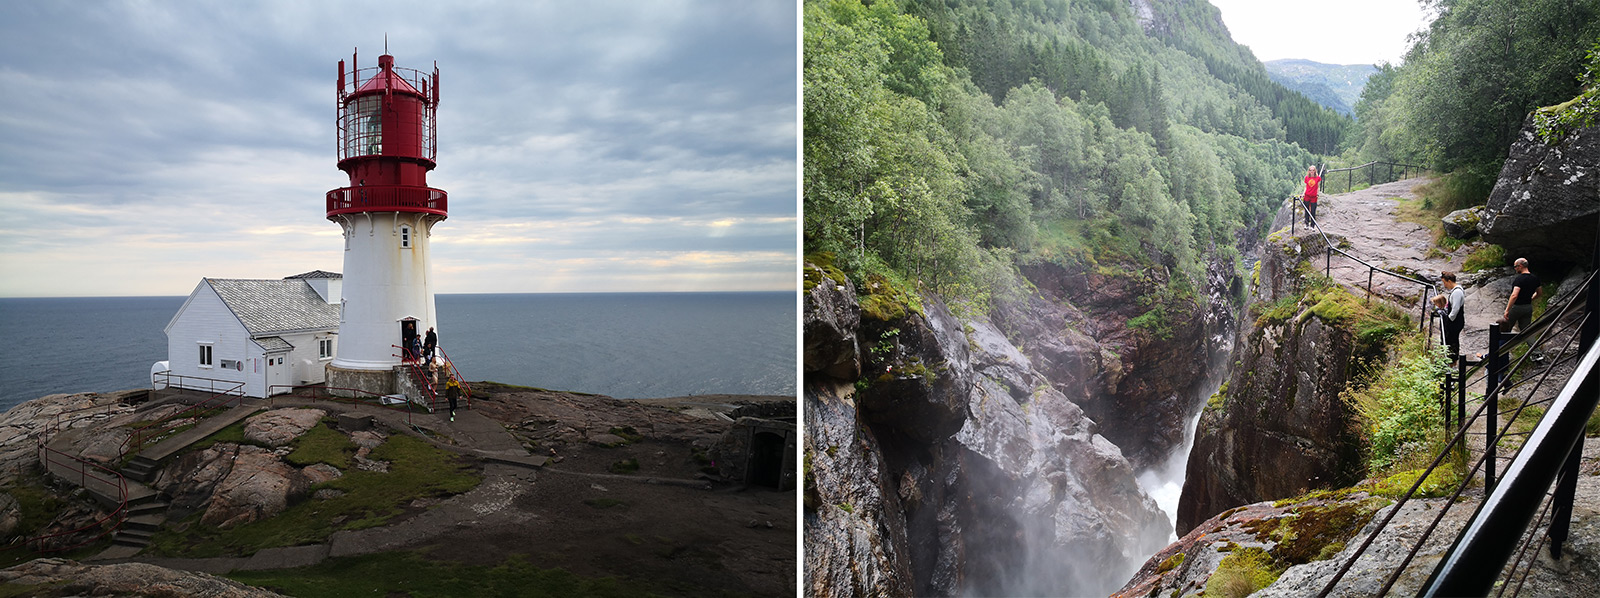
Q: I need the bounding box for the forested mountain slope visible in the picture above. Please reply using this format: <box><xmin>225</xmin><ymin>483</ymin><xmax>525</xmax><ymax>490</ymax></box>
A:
<box><xmin>1265</xmin><ymin>59</ymin><xmax>1379</xmax><ymax>116</ymax></box>
<box><xmin>805</xmin><ymin>0</ymin><xmax>1331</xmax><ymax>307</ymax></box>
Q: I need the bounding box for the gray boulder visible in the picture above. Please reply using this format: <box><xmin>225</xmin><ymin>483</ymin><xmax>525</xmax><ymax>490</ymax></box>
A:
<box><xmin>1442</xmin><ymin>206</ymin><xmax>1485</xmax><ymax>239</ymax></box>
<box><xmin>243</xmin><ymin>408</ymin><xmax>326</xmax><ymax>447</ymax></box>
<box><xmin>1481</xmin><ymin>120</ymin><xmax>1598</xmax><ymax>264</ymax></box>
<box><xmin>1</xmin><ymin>558</ymin><xmax>287</xmax><ymax>597</ymax></box>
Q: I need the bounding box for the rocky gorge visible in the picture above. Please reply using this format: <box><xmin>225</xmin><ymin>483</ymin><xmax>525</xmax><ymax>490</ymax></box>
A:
<box><xmin>804</xmin><ymin>239</ymin><xmax>1244</xmax><ymax>596</ymax></box>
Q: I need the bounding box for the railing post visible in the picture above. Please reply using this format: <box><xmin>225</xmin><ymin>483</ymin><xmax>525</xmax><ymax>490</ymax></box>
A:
<box><xmin>1367</xmin><ymin>267</ymin><xmax>1374</xmax><ymax>303</ymax></box>
<box><xmin>1486</xmin><ymin>322</ymin><xmax>1503</xmax><ymax>491</ymax></box>
<box><xmin>1292</xmin><ymin>198</ymin><xmax>1297</xmax><ymax>236</ymax></box>
<box><xmin>1458</xmin><ymin>357</ymin><xmax>1469</xmax><ymax>434</ymax></box>
<box><xmin>1442</xmin><ymin>373</ymin><xmax>1454</xmax><ymax>430</ymax></box>
<box><xmin>1326</xmin><ymin>246</ymin><xmax>1332</xmax><ymax>277</ymax></box>
<box><xmin>1554</xmin><ymin>237</ymin><xmax>1600</xmax><ymax>558</ymax></box>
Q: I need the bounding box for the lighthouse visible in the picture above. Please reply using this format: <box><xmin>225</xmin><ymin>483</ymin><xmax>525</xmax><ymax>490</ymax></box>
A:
<box><xmin>324</xmin><ymin>49</ymin><xmax>446</xmax><ymax>396</ymax></box>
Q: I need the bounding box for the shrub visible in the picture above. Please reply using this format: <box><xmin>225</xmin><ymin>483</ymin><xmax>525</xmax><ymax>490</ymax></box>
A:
<box><xmin>1348</xmin><ymin>337</ymin><xmax>1450</xmax><ymax>472</ymax></box>
<box><xmin>1462</xmin><ymin>244</ymin><xmax>1506</xmax><ymax>272</ymax></box>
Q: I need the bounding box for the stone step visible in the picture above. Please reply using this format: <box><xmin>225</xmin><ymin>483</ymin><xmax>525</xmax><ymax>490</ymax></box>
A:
<box><xmin>127</xmin><ymin>501</ymin><xmax>169</xmax><ymax>518</ymax></box>
<box><xmin>116</xmin><ymin>527</ymin><xmax>154</xmax><ymax>541</ymax></box>
<box><xmin>124</xmin><ymin>514</ymin><xmax>165</xmax><ymax>532</ymax></box>
<box><xmin>111</xmin><ymin>534</ymin><xmax>150</xmax><ymax>548</ymax></box>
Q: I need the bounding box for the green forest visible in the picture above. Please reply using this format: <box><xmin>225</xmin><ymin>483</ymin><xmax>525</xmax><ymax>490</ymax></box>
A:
<box><xmin>1347</xmin><ymin>0</ymin><xmax>1599</xmax><ymax>199</ymax></box>
<box><xmin>805</xmin><ymin>0</ymin><xmax>1599</xmax><ymax>312</ymax></box>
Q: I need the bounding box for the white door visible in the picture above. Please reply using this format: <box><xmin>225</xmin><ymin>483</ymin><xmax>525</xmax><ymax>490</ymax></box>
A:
<box><xmin>267</xmin><ymin>354</ymin><xmax>291</xmax><ymax>395</ymax></box>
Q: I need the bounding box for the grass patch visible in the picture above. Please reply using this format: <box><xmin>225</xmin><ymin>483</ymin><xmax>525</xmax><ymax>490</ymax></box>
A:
<box><xmin>147</xmin><ymin>434</ymin><xmax>481</xmax><ymax>558</ymax></box>
<box><xmin>188</xmin><ymin>419</ymin><xmax>259</xmax><ymax>452</ymax></box>
<box><xmin>227</xmin><ymin>551</ymin><xmax>671</xmax><ymax>598</ymax></box>
<box><xmin>1365</xmin><ymin>465</ymin><xmax>1465</xmax><ymax>499</ymax></box>
<box><xmin>608</xmin><ymin>459</ymin><xmax>640</xmax><ymax>474</ymax></box>
<box><xmin>1462</xmin><ymin>244</ymin><xmax>1506</xmax><ymax>273</ymax></box>
<box><xmin>284</xmin><ymin>422</ymin><xmax>356</xmax><ymax>469</ymax></box>
<box><xmin>1204</xmin><ymin>546</ymin><xmax>1280</xmax><ymax>598</ymax></box>
<box><xmin>607</xmin><ymin>426</ymin><xmax>644</xmax><ymax>444</ymax></box>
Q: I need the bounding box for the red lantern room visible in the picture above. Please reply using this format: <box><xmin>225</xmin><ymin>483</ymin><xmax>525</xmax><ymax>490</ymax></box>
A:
<box><xmin>326</xmin><ymin>50</ymin><xmax>446</xmax><ymax>219</ymax></box>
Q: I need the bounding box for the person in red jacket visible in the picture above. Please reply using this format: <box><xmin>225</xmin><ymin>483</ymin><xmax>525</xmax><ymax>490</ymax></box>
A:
<box><xmin>1302</xmin><ymin>165</ymin><xmax>1322</xmax><ymax>226</ymax></box>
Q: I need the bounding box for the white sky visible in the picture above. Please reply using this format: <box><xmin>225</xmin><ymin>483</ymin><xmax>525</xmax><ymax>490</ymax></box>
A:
<box><xmin>0</xmin><ymin>2</ymin><xmax>797</xmax><ymax>297</ymax></box>
<box><xmin>1207</xmin><ymin>0</ymin><xmax>1435</xmax><ymax>65</ymax></box>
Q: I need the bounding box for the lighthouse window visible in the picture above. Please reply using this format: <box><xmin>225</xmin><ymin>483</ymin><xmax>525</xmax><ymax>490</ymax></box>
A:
<box><xmin>344</xmin><ymin>96</ymin><xmax>383</xmax><ymax>158</ymax></box>
<box><xmin>198</xmin><ymin>344</ymin><xmax>213</xmax><ymax>367</ymax></box>
<box><xmin>400</xmin><ymin>225</ymin><xmax>412</xmax><ymax>248</ymax></box>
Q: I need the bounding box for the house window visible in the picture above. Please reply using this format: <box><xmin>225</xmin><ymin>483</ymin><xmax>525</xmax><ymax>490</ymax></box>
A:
<box><xmin>199</xmin><ymin>344</ymin><xmax>213</xmax><ymax>367</ymax></box>
<box><xmin>400</xmin><ymin>224</ymin><xmax>412</xmax><ymax>248</ymax></box>
<box><xmin>319</xmin><ymin>339</ymin><xmax>334</xmax><ymax>359</ymax></box>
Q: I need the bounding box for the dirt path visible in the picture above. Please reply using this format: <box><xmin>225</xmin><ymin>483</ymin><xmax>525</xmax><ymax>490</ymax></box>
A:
<box><xmin>1301</xmin><ymin>178</ymin><xmax>1503</xmax><ymax>359</ymax></box>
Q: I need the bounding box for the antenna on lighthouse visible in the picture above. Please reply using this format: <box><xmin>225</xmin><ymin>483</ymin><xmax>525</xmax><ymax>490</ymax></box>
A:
<box><xmin>384</xmin><ymin>34</ymin><xmax>388</xmax><ymax>54</ymax></box>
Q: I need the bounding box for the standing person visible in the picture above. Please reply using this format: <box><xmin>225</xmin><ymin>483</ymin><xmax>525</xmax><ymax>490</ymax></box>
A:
<box><xmin>1503</xmin><ymin>258</ymin><xmax>1540</xmax><ymax>333</ymax></box>
<box><xmin>423</xmin><ymin>326</ymin><xmax>437</xmax><ymax>365</ymax></box>
<box><xmin>1301</xmin><ymin>165</ymin><xmax>1322</xmax><ymax>226</ymax></box>
<box><xmin>408</xmin><ymin>334</ymin><xmax>423</xmax><ymax>363</ymax></box>
<box><xmin>445</xmin><ymin>376</ymin><xmax>461</xmax><ymax>422</ymax></box>
<box><xmin>1438</xmin><ymin>272</ymin><xmax>1466</xmax><ymax>362</ymax></box>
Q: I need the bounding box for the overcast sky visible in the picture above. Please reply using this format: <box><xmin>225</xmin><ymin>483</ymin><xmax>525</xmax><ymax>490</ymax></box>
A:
<box><xmin>0</xmin><ymin>1</ymin><xmax>797</xmax><ymax>297</ymax></box>
<box><xmin>1207</xmin><ymin>0</ymin><xmax>1433</xmax><ymax>65</ymax></box>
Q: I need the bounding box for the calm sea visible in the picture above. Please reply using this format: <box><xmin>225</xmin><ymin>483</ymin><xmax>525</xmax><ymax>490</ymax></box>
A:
<box><xmin>0</xmin><ymin>292</ymin><xmax>796</xmax><ymax>413</ymax></box>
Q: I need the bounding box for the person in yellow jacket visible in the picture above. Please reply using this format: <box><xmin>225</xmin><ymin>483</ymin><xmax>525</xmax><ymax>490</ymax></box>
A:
<box><xmin>445</xmin><ymin>377</ymin><xmax>461</xmax><ymax>422</ymax></box>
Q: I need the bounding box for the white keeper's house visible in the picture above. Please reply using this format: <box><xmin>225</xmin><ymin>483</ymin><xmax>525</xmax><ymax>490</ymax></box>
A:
<box><xmin>152</xmin><ymin>271</ymin><xmax>342</xmax><ymax>397</ymax></box>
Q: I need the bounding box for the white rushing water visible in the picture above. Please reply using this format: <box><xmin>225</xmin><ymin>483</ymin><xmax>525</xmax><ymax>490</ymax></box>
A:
<box><xmin>1137</xmin><ymin>403</ymin><xmax>1208</xmax><ymax>543</ymax></box>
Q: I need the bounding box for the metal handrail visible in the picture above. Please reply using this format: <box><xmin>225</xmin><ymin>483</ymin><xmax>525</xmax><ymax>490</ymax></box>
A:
<box><xmin>266</xmin><ymin>383</ymin><xmax>418</xmax><ymax>427</ymax></box>
<box><xmin>1420</xmin><ymin>340</ymin><xmax>1600</xmax><ymax>596</ymax></box>
<box><xmin>1322</xmin><ymin>160</ymin><xmax>1428</xmax><ymax>194</ymax></box>
<box><xmin>1314</xmin><ymin>234</ymin><xmax>1599</xmax><ymax>596</ymax></box>
<box><xmin>434</xmin><ymin>346</ymin><xmax>473</xmax><ymax>410</ymax></box>
<box><xmin>325</xmin><ymin>185</ymin><xmax>447</xmax><ymax>218</ymax></box>
<box><xmin>121</xmin><ymin>375</ymin><xmax>246</xmax><ymax>456</ymax></box>
<box><xmin>393</xmin><ymin>344</ymin><xmax>440</xmax><ymax>411</ymax></box>
<box><xmin>28</xmin><ymin>397</ymin><xmax>134</xmax><ymax>552</ymax></box>
<box><xmin>1288</xmin><ymin>194</ymin><xmax>1438</xmax><ymax>331</ymax></box>
<box><xmin>29</xmin><ymin>443</ymin><xmax>128</xmax><ymax>552</ymax></box>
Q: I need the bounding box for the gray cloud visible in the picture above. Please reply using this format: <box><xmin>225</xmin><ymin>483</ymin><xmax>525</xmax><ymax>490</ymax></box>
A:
<box><xmin>0</xmin><ymin>1</ymin><xmax>796</xmax><ymax>296</ymax></box>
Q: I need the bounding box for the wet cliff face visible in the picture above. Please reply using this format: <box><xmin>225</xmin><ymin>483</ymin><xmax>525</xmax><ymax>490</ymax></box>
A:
<box><xmin>1013</xmin><ymin>260</ymin><xmax>1231</xmax><ymax>469</ymax></box>
<box><xmin>802</xmin><ymin>262</ymin><xmax>1178</xmax><ymax>597</ymax></box>
<box><xmin>1176</xmin><ymin>232</ymin><xmax>1367</xmax><ymax>535</ymax></box>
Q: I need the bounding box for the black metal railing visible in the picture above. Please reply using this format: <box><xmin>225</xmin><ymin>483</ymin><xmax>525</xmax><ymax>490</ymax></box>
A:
<box><xmin>1321</xmin><ymin>160</ymin><xmax>1429</xmax><ymax>194</ymax></box>
<box><xmin>1312</xmin><ymin>255</ymin><xmax>1599</xmax><ymax>596</ymax></box>
<box><xmin>1288</xmin><ymin>195</ymin><xmax>1437</xmax><ymax>333</ymax></box>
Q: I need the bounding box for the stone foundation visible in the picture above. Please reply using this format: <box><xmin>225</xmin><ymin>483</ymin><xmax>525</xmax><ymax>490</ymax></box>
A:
<box><xmin>324</xmin><ymin>364</ymin><xmax>396</xmax><ymax>398</ymax></box>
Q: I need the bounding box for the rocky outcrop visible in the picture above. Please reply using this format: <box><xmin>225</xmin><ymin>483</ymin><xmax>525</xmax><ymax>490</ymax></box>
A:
<box><xmin>243</xmin><ymin>407</ymin><xmax>326</xmax><ymax>446</ymax></box>
<box><xmin>804</xmin><ymin>267</ymin><xmax>1173</xmax><ymax>597</ymax></box>
<box><xmin>856</xmin><ymin>296</ymin><xmax>973</xmax><ymax>445</ymax></box>
<box><xmin>1177</xmin><ymin>230</ymin><xmax>1367</xmax><ymax>535</ymax></box>
<box><xmin>804</xmin><ymin>265</ymin><xmax>862</xmax><ymax>380</ymax></box>
<box><xmin>0</xmin><ymin>558</ymin><xmax>287</xmax><ymax>597</ymax></box>
<box><xmin>1015</xmin><ymin>260</ymin><xmax>1224</xmax><ymax>468</ymax></box>
<box><xmin>1442</xmin><ymin>206</ymin><xmax>1485</xmax><ymax>239</ymax></box>
<box><xmin>201</xmin><ymin>445</ymin><xmax>312</xmax><ymax>528</ymax></box>
<box><xmin>1481</xmin><ymin>121</ymin><xmax>1598</xmax><ymax>264</ymax></box>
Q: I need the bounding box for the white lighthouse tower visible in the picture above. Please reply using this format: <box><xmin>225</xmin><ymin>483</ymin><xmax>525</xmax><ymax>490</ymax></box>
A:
<box><xmin>323</xmin><ymin>49</ymin><xmax>447</xmax><ymax>396</ymax></box>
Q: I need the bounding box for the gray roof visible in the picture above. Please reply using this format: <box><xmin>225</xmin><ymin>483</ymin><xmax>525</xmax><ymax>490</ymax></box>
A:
<box><xmin>253</xmin><ymin>336</ymin><xmax>294</xmax><ymax>353</ymax></box>
<box><xmin>206</xmin><ymin>278</ymin><xmax>340</xmax><ymax>336</ymax></box>
<box><xmin>285</xmin><ymin>270</ymin><xmax>342</xmax><ymax>279</ymax></box>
